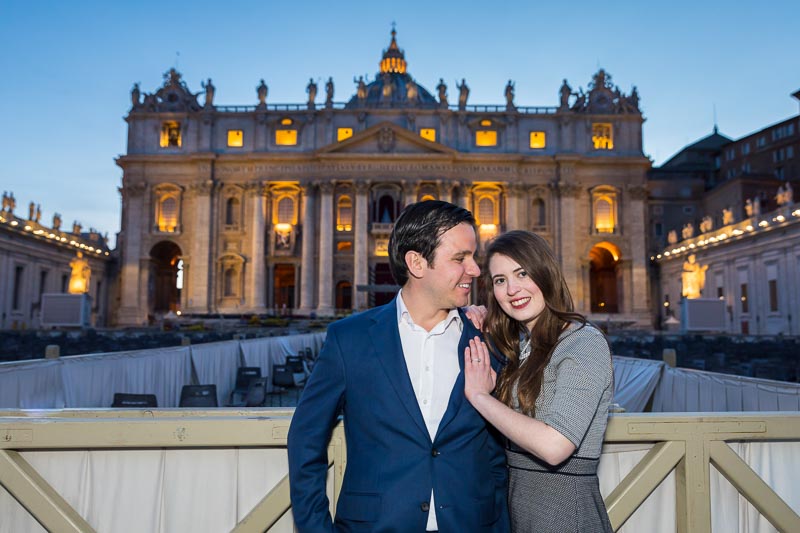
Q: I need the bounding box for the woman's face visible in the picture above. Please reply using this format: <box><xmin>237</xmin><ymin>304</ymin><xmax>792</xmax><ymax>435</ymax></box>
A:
<box><xmin>489</xmin><ymin>253</ymin><xmax>546</xmax><ymax>332</ymax></box>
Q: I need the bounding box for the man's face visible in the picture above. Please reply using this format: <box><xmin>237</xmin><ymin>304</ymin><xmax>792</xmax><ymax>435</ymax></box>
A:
<box><xmin>420</xmin><ymin>222</ymin><xmax>481</xmax><ymax>309</ymax></box>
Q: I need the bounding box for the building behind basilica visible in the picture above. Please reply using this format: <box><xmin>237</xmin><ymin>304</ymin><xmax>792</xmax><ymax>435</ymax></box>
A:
<box><xmin>115</xmin><ymin>31</ymin><xmax>651</xmax><ymax>326</ymax></box>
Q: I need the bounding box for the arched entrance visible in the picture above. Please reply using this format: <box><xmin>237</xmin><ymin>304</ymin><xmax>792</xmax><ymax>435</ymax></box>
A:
<box><xmin>149</xmin><ymin>241</ymin><xmax>182</xmax><ymax>314</ymax></box>
<box><xmin>589</xmin><ymin>242</ymin><xmax>620</xmax><ymax>313</ymax></box>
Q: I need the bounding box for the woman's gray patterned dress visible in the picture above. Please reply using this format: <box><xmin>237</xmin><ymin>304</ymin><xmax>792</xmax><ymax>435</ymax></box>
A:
<box><xmin>507</xmin><ymin>323</ymin><xmax>614</xmax><ymax>532</ymax></box>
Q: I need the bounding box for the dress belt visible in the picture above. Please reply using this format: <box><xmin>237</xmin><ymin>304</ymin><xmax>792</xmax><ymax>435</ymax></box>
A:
<box><xmin>506</xmin><ymin>444</ymin><xmax>600</xmax><ymax>476</ymax></box>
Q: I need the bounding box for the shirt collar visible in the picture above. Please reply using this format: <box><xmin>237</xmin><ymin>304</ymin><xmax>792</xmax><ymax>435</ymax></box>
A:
<box><xmin>397</xmin><ymin>289</ymin><xmax>463</xmax><ymax>332</ymax></box>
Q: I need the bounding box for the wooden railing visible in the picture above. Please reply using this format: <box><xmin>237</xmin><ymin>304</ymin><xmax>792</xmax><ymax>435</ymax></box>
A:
<box><xmin>1</xmin><ymin>410</ymin><xmax>799</xmax><ymax>532</ymax></box>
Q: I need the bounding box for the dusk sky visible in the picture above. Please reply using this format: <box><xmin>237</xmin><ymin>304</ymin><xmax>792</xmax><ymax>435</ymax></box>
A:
<box><xmin>1</xmin><ymin>0</ymin><xmax>798</xmax><ymax>247</ymax></box>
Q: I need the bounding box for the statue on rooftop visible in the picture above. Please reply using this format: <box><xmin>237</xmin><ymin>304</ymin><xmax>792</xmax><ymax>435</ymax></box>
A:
<box><xmin>1</xmin><ymin>192</ymin><xmax>8</xmax><ymax>212</ymax></box>
<box><xmin>745</xmin><ymin>198</ymin><xmax>754</xmax><ymax>217</ymax></box>
<box><xmin>456</xmin><ymin>78</ymin><xmax>469</xmax><ymax>111</ymax></box>
<box><xmin>699</xmin><ymin>215</ymin><xmax>713</xmax><ymax>233</ymax></box>
<box><xmin>257</xmin><ymin>79</ymin><xmax>268</xmax><ymax>108</ymax></box>
<box><xmin>355</xmin><ymin>76</ymin><xmax>367</xmax><ymax>102</ymax></box>
<box><xmin>35</xmin><ymin>204</ymin><xmax>41</xmax><ymax>223</ymax></box>
<box><xmin>559</xmin><ymin>79</ymin><xmax>572</xmax><ymax>110</ymax></box>
<box><xmin>436</xmin><ymin>78</ymin><xmax>448</xmax><ymax>108</ymax></box>
<box><xmin>571</xmin><ymin>88</ymin><xmax>586</xmax><ymax>111</ymax></box>
<box><xmin>667</xmin><ymin>229</ymin><xmax>678</xmax><ymax>244</ymax></box>
<box><xmin>722</xmin><ymin>206</ymin><xmax>734</xmax><ymax>225</ymax></box>
<box><xmin>325</xmin><ymin>77</ymin><xmax>334</xmax><ymax>108</ymax></box>
<box><xmin>753</xmin><ymin>196</ymin><xmax>762</xmax><ymax>215</ymax></box>
<box><xmin>681</xmin><ymin>222</ymin><xmax>694</xmax><ymax>240</ymax></box>
<box><xmin>28</xmin><ymin>202</ymin><xmax>35</xmax><ymax>221</ymax></box>
<box><xmin>52</xmin><ymin>212</ymin><xmax>62</xmax><ymax>231</ymax></box>
<box><xmin>785</xmin><ymin>181</ymin><xmax>794</xmax><ymax>205</ymax></box>
<box><xmin>72</xmin><ymin>221</ymin><xmax>82</xmax><ymax>235</ymax></box>
<box><xmin>201</xmin><ymin>78</ymin><xmax>215</xmax><ymax>108</ymax></box>
<box><xmin>306</xmin><ymin>78</ymin><xmax>317</xmax><ymax>109</ymax></box>
<box><xmin>131</xmin><ymin>83</ymin><xmax>141</xmax><ymax>108</ymax></box>
<box><xmin>505</xmin><ymin>80</ymin><xmax>515</xmax><ymax>110</ymax></box>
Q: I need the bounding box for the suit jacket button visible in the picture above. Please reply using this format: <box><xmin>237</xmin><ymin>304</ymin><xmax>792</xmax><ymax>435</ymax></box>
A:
<box><xmin>421</xmin><ymin>502</ymin><xmax>430</xmax><ymax>512</ymax></box>
<box><xmin>431</xmin><ymin>449</ymin><xmax>440</xmax><ymax>457</ymax></box>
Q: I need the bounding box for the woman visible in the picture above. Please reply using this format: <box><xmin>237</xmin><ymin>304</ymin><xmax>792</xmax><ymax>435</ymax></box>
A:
<box><xmin>464</xmin><ymin>230</ymin><xmax>613</xmax><ymax>532</ymax></box>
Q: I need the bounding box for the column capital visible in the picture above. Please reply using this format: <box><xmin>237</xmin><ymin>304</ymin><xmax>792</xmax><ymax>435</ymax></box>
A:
<box><xmin>354</xmin><ymin>179</ymin><xmax>371</xmax><ymax>194</ymax></box>
<box><xmin>556</xmin><ymin>181</ymin><xmax>583</xmax><ymax>199</ymax></box>
<box><xmin>318</xmin><ymin>181</ymin><xmax>335</xmax><ymax>194</ymax></box>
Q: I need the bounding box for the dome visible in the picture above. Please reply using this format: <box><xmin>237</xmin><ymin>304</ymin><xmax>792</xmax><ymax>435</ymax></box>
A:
<box><xmin>345</xmin><ymin>29</ymin><xmax>438</xmax><ymax>109</ymax></box>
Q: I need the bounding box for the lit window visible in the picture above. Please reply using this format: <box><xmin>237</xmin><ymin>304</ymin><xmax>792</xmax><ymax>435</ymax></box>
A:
<box><xmin>337</xmin><ymin>196</ymin><xmax>353</xmax><ymax>231</ymax></box>
<box><xmin>276</xmin><ymin>129</ymin><xmax>297</xmax><ymax>146</ymax></box>
<box><xmin>594</xmin><ymin>198</ymin><xmax>614</xmax><ymax>232</ymax></box>
<box><xmin>160</xmin><ymin>121</ymin><xmax>181</xmax><ymax>147</ymax></box>
<box><xmin>277</xmin><ymin>197</ymin><xmax>294</xmax><ymax>224</ymax></box>
<box><xmin>420</xmin><ymin>128</ymin><xmax>436</xmax><ymax>142</ymax></box>
<box><xmin>337</xmin><ymin>128</ymin><xmax>353</xmax><ymax>142</ymax></box>
<box><xmin>475</xmin><ymin>130</ymin><xmax>497</xmax><ymax>147</ymax></box>
<box><xmin>158</xmin><ymin>196</ymin><xmax>178</xmax><ymax>232</ymax></box>
<box><xmin>227</xmin><ymin>130</ymin><xmax>243</xmax><ymax>147</ymax></box>
<box><xmin>337</xmin><ymin>241</ymin><xmax>353</xmax><ymax>252</ymax></box>
<box><xmin>480</xmin><ymin>119</ymin><xmax>492</xmax><ymax>127</ymax></box>
<box><xmin>592</xmin><ymin>123</ymin><xmax>614</xmax><ymax>150</ymax></box>
<box><xmin>529</xmin><ymin>131</ymin><xmax>546</xmax><ymax>149</ymax></box>
<box><xmin>478</xmin><ymin>197</ymin><xmax>495</xmax><ymax>226</ymax></box>
<box><xmin>281</xmin><ymin>118</ymin><xmax>293</xmax><ymax>126</ymax></box>
<box><xmin>420</xmin><ymin>194</ymin><xmax>436</xmax><ymax>202</ymax></box>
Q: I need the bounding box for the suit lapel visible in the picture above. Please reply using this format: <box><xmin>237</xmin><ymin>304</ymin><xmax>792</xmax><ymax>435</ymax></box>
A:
<box><xmin>369</xmin><ymin>298</ymin><xmax>431</xmax><ymax>442</ymax></box>
<box><xmin>433</xmin><ymin>309</ymin><xmax>475</xmax><ymax>441</ymax></box>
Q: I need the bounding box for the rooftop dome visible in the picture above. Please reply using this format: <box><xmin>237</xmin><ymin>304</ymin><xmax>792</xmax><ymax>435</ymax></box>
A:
<box><xmin>346</xmin><ymin>29</ymin><xmax>438</xmax><ymax>109</ymax></box>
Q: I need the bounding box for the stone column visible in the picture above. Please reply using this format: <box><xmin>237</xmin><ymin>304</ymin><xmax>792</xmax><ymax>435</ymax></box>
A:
<box><xmin>402</xmin><ymin>179</ymin><xmax>418</xmax><ymax>207</ymax></box>
<box><xmin>298</xmin><ymin>183</ymin><xmax>317</xmax><ymax>314</ymax></box>
<box><xmin>266</xmin><ymin>263</ymin><xmax>274</xmax><ymax>312</ymax></box>
<box><xmin>504</xmin><ymin>185</ymin><xmax>520</xmax><ymax>231</ymax></box>
<box><xmin>246</xmin><ymin>182</ymin><xmax>266</xmax><ymax>311</ymax></box>
<box><xmin>353</xmin><ymin>180</ymin><xmax>370</xmax><ymax>310</ymax></box>
<box><xmin>461</xmin><ymin>183</ymin><xmax>472</xmax><ymax>213</ymax></box>
<box><xmin>557</xmin><ymin>177</ymin><xmax>582</xmax><ymax>295</ymax></box>
<box><xmin>316</xmin><ymin>181</ymin><xmax>335</xmax><ymax>316</ymax></box>
<box><xmin>186</xmin><ymin>179</ymin><xmax>214</xmax><ymax>314</ymax></box>
<box><xmin>447</xmin><ymin>181</ymin><xmax>459</xmax><ymax>204</ymax></box>
<box><xmin>116</xmin><ymin>182</ymin><xmax>148</xmax><ymax>325</ymax></box>
<box><xmin>626</xmin><ymin>185</ymin><xmax>651</xmax><ymax>319</ymax></box>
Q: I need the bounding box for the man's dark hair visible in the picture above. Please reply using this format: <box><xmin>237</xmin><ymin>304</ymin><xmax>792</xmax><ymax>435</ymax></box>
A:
<box><xmin>388</xmin><ymin>200</ymin><xmax>475</xmax><ymax>287</ymax></box>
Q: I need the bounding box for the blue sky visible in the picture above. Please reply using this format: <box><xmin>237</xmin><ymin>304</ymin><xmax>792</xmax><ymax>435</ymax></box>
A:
<box><xmin>1</xmin><ymin>0</ymin><xmax>798</xmax><ymax>247</ymax></box>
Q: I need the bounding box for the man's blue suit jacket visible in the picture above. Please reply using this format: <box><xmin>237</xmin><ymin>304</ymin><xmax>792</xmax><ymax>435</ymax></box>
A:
<box><xmin>287</xmin><ymin>298</ymin><xmax>510</xmax><ymax>532</ymax></box>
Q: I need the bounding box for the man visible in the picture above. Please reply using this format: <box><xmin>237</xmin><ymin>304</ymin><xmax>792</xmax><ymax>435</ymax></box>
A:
<box><xmin>288</xmin><ymin>200</ymin><xmax>509</xmax><ymax>532</ymax></box>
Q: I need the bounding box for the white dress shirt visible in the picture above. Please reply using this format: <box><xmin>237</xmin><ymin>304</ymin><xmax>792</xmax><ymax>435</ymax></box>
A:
<box><xmin>396</xmin><ymin>290</ymin><xmax>463</xmax><ymax>531</ymax></box>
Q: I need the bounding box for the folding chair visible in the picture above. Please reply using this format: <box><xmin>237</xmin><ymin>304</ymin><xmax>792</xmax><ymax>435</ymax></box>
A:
<box><xmin>271</xmin><ymin>364</ymin><xmax>295</xmax><ymax>392</ymax></box>
<box><xmin>285</xmin><ymin>355</ymin><xmax>307</xmax><ymax>386</ymax></box>
<box><xmin>179</xmin><ymin>384</ymin><xmax>218</xmax><ymax>407</ymax></box>
<box><xmin>245</xmin><ymin>377</ymin><xmax>267</xmax><ymax>407</ymax></box>
<box><xmin>230</xmin><ymin>366</ymin><xmax>262</xmax><ymax>406</ymax></box>
<box><xmin>111</xmin><ymin>393</ymin><xmax>158</xmax><ymax>408</ymax></box>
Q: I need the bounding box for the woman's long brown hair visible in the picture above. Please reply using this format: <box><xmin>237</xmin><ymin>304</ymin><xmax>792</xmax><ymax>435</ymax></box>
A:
<box><xmin>482</xmin><ymin>231</ymin><xmax>586</xmax><ymax>416</ymax></box>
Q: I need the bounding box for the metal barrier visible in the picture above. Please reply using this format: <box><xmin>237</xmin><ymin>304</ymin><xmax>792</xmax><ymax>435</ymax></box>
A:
<box><xmin>2</xmin><ymin>410</ymin><xmax>799</xmax><ymax>532</ymax></box>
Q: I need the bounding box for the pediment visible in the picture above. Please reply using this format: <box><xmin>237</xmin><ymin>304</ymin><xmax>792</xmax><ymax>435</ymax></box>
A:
<box><xmin>316</xmin><ymin>121</ymin><xmax>456</xmax><ymax>155</ymax></box>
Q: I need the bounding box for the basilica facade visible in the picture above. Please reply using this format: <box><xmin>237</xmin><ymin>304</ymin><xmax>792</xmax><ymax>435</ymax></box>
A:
<box><xmin>115</xmin><ymin>31</ymin><xmax>651</xmax><ymax>326</ymax></box>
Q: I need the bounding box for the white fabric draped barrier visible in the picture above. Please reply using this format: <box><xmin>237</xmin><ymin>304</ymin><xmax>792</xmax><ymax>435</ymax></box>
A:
<box><xmin>651</xmin><ymin>366</ymin><xmax>800</xmax><ymax>412</ymax></box>
<box><xmin>189</xmin><ymin>341</ymin><xmax>243</xmax><ymax>406</ymax></box>
<box><xmin>2</xmin><ymin>441</ymin><xmax>798</xmax><ymax>532</ymax></box>
<box><xmin>611</xmin><ymin>356</ymin><xmax>665</xmax><ymax>412</ymax></box>
<box><xmin>60</xmin><ymin>347</ymin><xmax>193</xmax><ymax>408</ymax></box>
<box><xmin>0</xmin><ymin>359</ymin><xmax>65</xmax><ymax>409</ymax></box>
<box><xmin>0</xmin><ymin>332</ymin><xmax>327</xmax><ymax>409</ymax></box>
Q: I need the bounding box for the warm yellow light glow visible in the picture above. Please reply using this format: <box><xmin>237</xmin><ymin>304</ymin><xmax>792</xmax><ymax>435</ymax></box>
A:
<box><xmin>380</xmin><ymin>57</ymin><xmax>407</xmax><ymax>74</ymax></box>
<box><xmin>759</xmin><ymin>220</ymin><xmax>768</xmax><ymax>227</ymax></box>
<box><xmin>160</xmin><ymin>121</ymin><xmax>181</xmax><ymax>147</ymax></box>
<box><xmin>24</xmin><ymin>225</ymin><xmax>32</xmax><ymax>231</ymax></box>
<box><xmin>420</xmin><ymin>195</ymin><xmax>436</xmax><ymax>202</ymax></box>
<box><xmin>280</xmin><ymin>118</ymin><xmax>293</xmax><ymax>126</ymax></box>
<box><xmin>227</xmin><ymin>130</ymin><xmax>243</xmax><ymax>147</ymax></box>
<box><xmin>337</xmin><ymin>128</ymin><xmax>353</xmax><ymax>142</ymax></box>
<box><xmin>276</xmin><ymin>129</ymin><xmax>298</xmax><ymax>145</ymax></box>
<box><xmin>593</xmin><ymin>196</ymin><xmax>615</xmax><ymax>233</ymax></box>
<box><xmin>592</xmin><ymin>123</ymin><xmax>613</xmax><ymax>150</ymax></box>
<box><xmin>480</xmin><ymin>224</ymin><xmax>496</xmax><ymax>231</ymax></box>
<box><xmin>480</xmin><ymin>119</ymin><xmax>492</xmax><ymax>127</ymax></box>
<box><xmin>10</xmin><ymin>220</ymin><xmax>18</xmax><ymax>226</ymax></box>
<box><xmin>776</xmin><ymin>215</ymin><xmax>785</xmax><ymax>222</ymax></box>
<box><xmin>475</xmin><ymin>130</ymin><xmax>497</xmax><ymax>147</ymax></box>
<box><xmin>157</xmin><ymin>196</ymin><xmax>178</xmax><ymax>232</ymax></box>
<box><xmin>529</xmin><ymin>131</ymin><xmax>546</xmax><ymax>149</ymax></box>
<box><xmin>689</xmin><ymin>243</ymin><xmax>696</xmax><ymax>248</ymax></box>
<box><xmin>746</xmin><ymin>225</ymin><xmax>754</xmax><ymax>231</ymax></box>
<box><xmin>664</xmin><ymin>251</ymin><xmax>671</xmax><ymax>256</ymax></box>
<box><xmin>337</xmin><ymin>241</ymin><xmax>353</xmax><ymax>252</ymax></box>
<box><xmin>275</xmin><ymin>223</ymin><xmax>292</xmax><ymax>232</ymax></box>
<box><xmin>420</xmin><ymin>128</ymin><xmax>436</xmax><ymax>142</ymax></box>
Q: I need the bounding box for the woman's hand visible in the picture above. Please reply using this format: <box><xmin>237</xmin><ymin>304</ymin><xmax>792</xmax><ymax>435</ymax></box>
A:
<box><xmin>464</xmin><ymin>336</ymin><xmax>496</xmax><ymax>404</ymax></box>
<box><xmin>463</xmin><ymin>305</ymin><xmax>488</xmax><ymax>331</ymax></box>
